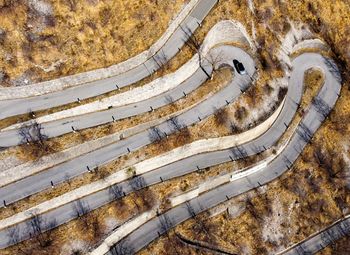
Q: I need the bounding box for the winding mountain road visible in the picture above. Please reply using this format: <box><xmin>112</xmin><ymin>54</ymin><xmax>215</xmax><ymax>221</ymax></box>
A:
<box><xmin>0</xmin><ymin>51</ymin><xmax>341</xmax><ymax>250</ymax></box>
<box><xmin>0</xmin><ymin>0</ymin><xmax>342</xmax><ymax>251</ymax></box>
<box><xmin>0</xmin><ymin>46</ymin><xmax>254</xmax><ymax>209</ymax></box>
<box><xmin>104</xmin><ymin>53</ymin><xmax>341</xmax><ymax>254</ymax></box>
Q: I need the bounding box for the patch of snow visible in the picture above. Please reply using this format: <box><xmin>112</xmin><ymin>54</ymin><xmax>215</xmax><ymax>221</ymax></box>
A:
<box><xmin>28</xmin><ymin>0</ymin><xmax>53</xmax><ymax>16</ymax></box>
<box><xmin>251</xmin><ymin>20</ymin><xmax>257</xmax><ymax>43</ymax></box>
<box><xmin>206</xmin><ymin>198</ymin><xmax>245</xmax><ymax>219</ymax></box>
<box><xmin>103</xmin><ymin>217</ymin><xmax>120</xmax><ymax>233</ymax></box>
<box><xmin>4</xmin><ymin>53</ymin><xmax>13</xmax><ymax>62</ymax></box>
<box><xmin>0</xmin><ymin>156</ymin><xmax>23</xmax><ymax>172</ymax></box>
<box><xmin>292</xmin><ymin>39</ymin><xmax>328</xmax><ymax>54</ymax></box>
<box><xmin>278</xmin><ymin>21</ymin><xmax>314</xmax><ymax>68</ymax></box>
<box><xmin>341</xmin><ymin>143</ymin><xmax>350</xmax><ymax>188</ymax></box>
<box><xmin>170</xmin><ymin>188</ymin><xmax>199</xmax><ymax>207</ymax></box>
<box><xmin>247</xmin><ymin>0</ymin><xmax>255</xmax><ymax>15</ymax></box>
<box><xmin>34</xmin><ymin>59</ymin><xmax>66</xmax><ymax>73</ymax></box>
<box><xmin>227</xmin><ymin>203</ymin><xmax>246</xmax><ymax>218</ymax></box>
<box><xmin>257</xmin><ymin>184</ymin><xmax>268</xmax><ymax>194</ymax></box>
<box><xmin>262</xmin><ymin>197</ymin><xmax>285</xmax><ymax>247</ymax></box>
<box><xmin>240</xmin><ymin>245</ymin><xmax>251</xmax><ymax>255</ymax></box>
<box><xmin>89</xmin><ymin>210</ymin><xmax>157</xmax><ymax>255</ymax></box>
<box><xmin>60</xmin><ymin>240</ymin><xmax>89</xmax><ymax>255</ymax></box>
<box><xmin>0</xmin><ymin>71</ymin><xmax>5</xmax><ymax>84</ymax></box>
<box><xmin>233</xmin><ymin>76</ymin><xmax>288</xmax><ymax>130</ymax></box>
<box><xmin>11</xmin><ymin>73</ymin><xmax>32</xmax><ymax>87</ymax></box>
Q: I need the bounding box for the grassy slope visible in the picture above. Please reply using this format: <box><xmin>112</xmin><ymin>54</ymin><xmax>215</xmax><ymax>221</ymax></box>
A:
<box><xmin>0</xmin><ymin>0</ymin><xmax>186</xmax><ymax>85</ymax></box>
<box><xmin>2</xmin><ymin>0</ymin><xmax>350</xmax><ymax>254</ymax></box>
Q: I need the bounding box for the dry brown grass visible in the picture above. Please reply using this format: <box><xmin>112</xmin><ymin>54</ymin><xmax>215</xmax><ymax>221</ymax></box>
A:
<box><xmin>301</xmin><ymin>68</ymin><xmax>324</xmax><ymax>110</ymax></box>
<box><xmin>0</xmin><ymin>0</ymin><xmax>187</xmax><ymax>85</ymax></box>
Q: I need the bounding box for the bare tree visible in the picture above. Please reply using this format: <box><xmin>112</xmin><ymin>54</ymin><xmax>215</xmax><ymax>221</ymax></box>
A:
<box><xmin>157</xmin><ymin>213</ymin><xmax>181</xmax><ymax>255</ymax></box>
<box><xmin>159</xmin><ymin>213</ymin><xmax>173</xmax><ymax>234</ymax></box>
<box><xmin>185</xmin><ymin>202</ymin><xmax>209</xmax><ymax>236</ymax></box>
<box><xmin>26</xmin><ymin>213</ymin><xmax>57</xmax><ymax>248</ymax></box>
<box><xmin>129</xmin><ymin>176</ymin><xmax>155</xmax><ymax>211</ymax></box>
<box><xmin>243</xmin><ymin>196</ymin><xmax>261</xmax><ymax>222</ymax></box>
<box><xmin>148</xmin><ymin>126</ymin><xmax>164</xmax><ymax>143</ymax></box>
<box><xmin>168</xmin><ymin>116</ymin><xmax>183</xmax><ymax>132</ymax></box>
<box><xmin>323</xmin><ymin>57</ymin><xmax>342</xmax><ymax>83</ymax></box>
<box><xmin>320</xmin><ymin>230</ymin><xmax>335</xmax><ymax>247</ymax></box>
<box><xmin>153</xmin><ymin>49</ymin><xmax>169</xmax><ymax>74</ymax></box>
<box><xmin>7</xmin><ymin>225</ymin><xmax>20</xmax><ymax>247</ymax></box>
<box><xmin>312</xmin><ymin>96</ymin><xmax>331</xmax><ymax>119</ymax></box>
<box><xmin>72</xmin><ymin>199</ymin><xmax>103</xmax><ymax>239</ymax></box>
<box><xmin>174</xmin><ymin>126</ymin><xmax>192</xmax><ymax>147</ymax></box>
<box><xmin>205</xmin><ymin>50</ymin><xmax>224</xmax><ymax>73</ymax></box>
<box><xmin>164</xmin><ymin>95</ymin><xmax>178</xmax><ymax>112</ymax></box>
<box><xmin>73</xmin><ymin>199</ymin><xmax>90</xmax><ymax>230</ymax></box>
<box><xmin>180</xmin><ymin>25</ymin><xmax>211</xmax><ymax>79</ymax></box>
<box><xmin>282</xmin><ymin>154</ymin><xmax>293</xmax><ymax>169</ymax></box>
<box><xmin>71</xmin><ymin>248</ymin><xmax>84</xmax><ymax>255</ymax></box>
<box><xmin>180</xmin><ymin>25</ymin><xmax>201</xmax><ymax>57</ymax></box>
<box><xmin>89</xmin><ymin>214</ymin><xmax>103</xmax><ymax>240</ymax></box>
<box><xmin>165</xmin><ymin>95</ymin><xmax>175</xmax><ymax>105</ymax></box>
<box><xmin>73</xmin><ymin>199</ymin><xmax>90</xmax><ymax>218</ymax></box>
<box><xmin>129</xmin><ymin>176</ymin><xmax>146</xmax><ymax>192</ymax></box>
<box><xmin>295</xmin><ymin>245</ymin><xmax>311</xmax><ymax>255</ymax></box>
<box><xmin>109</xmin><ymin>184</ymin><xmax>127</xmax><ymax>211</ymax></box>
<box><xmin>231</xmin><ymin>146</ymin><xmax>248</xmax><ymax>160</ymax></box>
<box><xmin>18</xmin><ymin>120</ymin><xmax>53</xmax><ymax>159</ymax></box>
<box><xmin>312</xmin><ymin>145</ymin><xmax>345</xmax><ymax>182</ymax></box>
<box><xmin>229</xmin><ymin>121</ymin><xmax>240</xmax><ymax>134</ymax></box>
<box><xmin>64</xmin><ymin>0</ymin><xmax>78</xmax><ymax>12</ymax></box>
<box><xmin>213</xmin><ymin>107</ymin><xmax>229</xmax><ymax>127</ymax></box>
<box><xmin>185</xmin><ymin>201</ymin><xmax>196</xmax><ymax>218</ymax></box>
<box><xmin>19</xmin><ymin>121</ymin><xmax>47</xmax><ymax>145</ymax></box>
<box><xmin>338</xmin><ymin>220</ymin><xmax>350</xmax><ymax>237</ymax></box>
<box><xmin>296</xmin><ymin>122</ymin><xmax>313</xmax><ymax>144</ymax></box>
<box><xmin>0</xmin><ymin>28</ymin><xmax>6</xmax><ymax>45</ymax></box>
<box><xmin>234</xmin><ymin>106</ymin><xmax>248</xmax><ymax>121</ymax></box>
<box><xmin>111</xmin><ymin>239</ymin><xmax>134</xmax><ymax>255</ymax></box>
<box><xmin>7</xmin><ymin>225</ymin><xmax>33</xmax><ymax>255</ymax></box>
<box><xmin>109</xmin><ymin>184</ymin><xmax>124</xmax><ymax>200</ymax></box>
